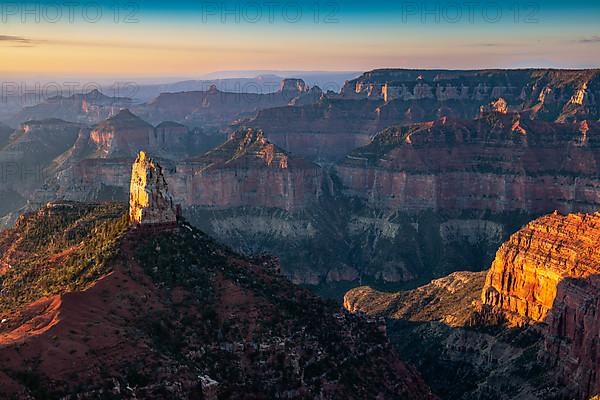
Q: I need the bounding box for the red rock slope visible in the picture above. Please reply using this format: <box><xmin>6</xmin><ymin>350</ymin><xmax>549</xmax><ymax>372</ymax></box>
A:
<box><xmin>0</xmin><ymin>199</ymin><xmax>434</xmax><ymax>399</ymax></box>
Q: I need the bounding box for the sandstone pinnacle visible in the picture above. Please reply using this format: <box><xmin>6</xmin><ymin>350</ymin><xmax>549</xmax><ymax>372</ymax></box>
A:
<box><xmin>129</xmin><ymin>151</ymin><xmax>177</xmax><ymax>225</ymax></box>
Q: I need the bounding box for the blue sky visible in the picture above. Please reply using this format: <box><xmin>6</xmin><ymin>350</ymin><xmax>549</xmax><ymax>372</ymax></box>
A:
<box><xmin>0</xmin><ymin>0</ymin><xmax>599</xmax><ymax>77</ymax></box>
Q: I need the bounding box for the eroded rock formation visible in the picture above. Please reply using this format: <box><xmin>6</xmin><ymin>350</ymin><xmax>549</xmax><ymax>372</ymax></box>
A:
<box><xmin>337</xmin><ymin>114</ymin><xmax>600</xmax><ymax>214</ymax></box>
<box><xmin>129</xmin><ymin>151</ymin><xmax>177</xmax><ymax>225</ymax></box>
<box><xmin>481</xmin><ymin>212</ymin><xmax>600</xmax><ymax>398</ymax></box>
<box><xmin>90</xmin><ymin>109</ymin><xmax>155</xmax><ymax>157</ymax></box>
<box><xmin>172</xmin><ymin>128</ymin><xmax>323</xmax><ymax>211</ymax></box>
<box><xmin>250</xmin><ymin>69</ymin><xmax>600</xmax><ymax>161</ymax></box>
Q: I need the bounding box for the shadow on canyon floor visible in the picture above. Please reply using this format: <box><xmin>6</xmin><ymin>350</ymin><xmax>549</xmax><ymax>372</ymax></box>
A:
<box><xmin>381</xmin><ymin>273</ymin><xmax>600</xmax><ymax>400</ymax></box>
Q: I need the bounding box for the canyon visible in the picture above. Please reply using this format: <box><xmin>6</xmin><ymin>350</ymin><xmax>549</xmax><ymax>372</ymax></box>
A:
<box><xmin>345</xmin><ymin>211</ymin><xmax>600</xmax><ymax>400</ymax></box>
<box><xmin>3</xmin><ymin>110</ymin><xmax>600</xmax><ymax>289</ymax></box>
<box><xmin>1</xmin><ymin>68</ymin><xmax>600</xmax><ymax>290</ymax></box>
<box><xmin>0</xmin><ymin>157</ymin><xmax>434</xmax><ymax>399</ymax></box>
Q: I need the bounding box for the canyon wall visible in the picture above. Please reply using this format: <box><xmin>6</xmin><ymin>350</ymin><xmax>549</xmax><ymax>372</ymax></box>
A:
<box><xmin>481</xmin><ymin>212</ymin><xmax>600</xmax><ymax>398</ymax></box>
<box><xmin>250</xmin><ymin>69</ymin><xmax>599</xmax><ymax>160</ymax></box>
<box><xmin>336</xmin><ymin>115</ymin><xmax>600</xmax><ymax>214</ymax></box>
<box><xmin>171</xmin><ymin>129</ymin><xmax>324</xmax><ymax>212</ymax></box>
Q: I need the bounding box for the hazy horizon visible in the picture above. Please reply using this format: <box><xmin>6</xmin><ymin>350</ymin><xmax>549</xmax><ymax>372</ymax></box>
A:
<box><xmin>1</xmin><ymin>0</ymin><xmax>599</xmax><ymax>78</ymax></box>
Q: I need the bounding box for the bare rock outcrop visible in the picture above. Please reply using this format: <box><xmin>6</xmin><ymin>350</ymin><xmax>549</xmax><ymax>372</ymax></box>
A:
<box><xmin>482</xmin><ymin>212</ymin><xmax>600</xmax><ymax>398</ymax></box>
<box><xmin>90</xmin><ymin>109</ymin><xmax>155</xmax><ymax>157</ymax></box>
<box><xmin>129</xmin><ymin>151</ymin><xmax>177</xmax><ymax>225</ymax></box>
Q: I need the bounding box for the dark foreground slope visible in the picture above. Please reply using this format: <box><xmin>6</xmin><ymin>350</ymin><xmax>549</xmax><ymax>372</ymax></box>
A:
<box><xmin>0</xmin><ymin>202</ymin><xmax>433</xmax><ymax>399</ymax></box>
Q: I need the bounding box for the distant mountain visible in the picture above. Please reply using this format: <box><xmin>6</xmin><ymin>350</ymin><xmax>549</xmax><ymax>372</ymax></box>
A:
<box><xmin>120</xmin><ymin>74</ymin><xmax>286</xmax><ymax>102</ymax></box>
<box><xmin>103</xmin><ymin>72</ymin><xmax>358</xmax><ymax>103</ymax></box>
<box><xmin>134</xmin><ymin>78</ymin><xmax>322</xmax><ymax>127</ymax></box>
<box><xmin>8</xmin><ymin>89</ymin><xmax>133</xmax><ymax>126</ymax></box>
<box><xmin>248</xmin><ymin>68</ymin><xmax>600</xmax><ymax>160</ymax></box>
<box><xmin>198</xmin><ymin>70</ymin><xmax>361</xmax><ymax>89</ymax></box>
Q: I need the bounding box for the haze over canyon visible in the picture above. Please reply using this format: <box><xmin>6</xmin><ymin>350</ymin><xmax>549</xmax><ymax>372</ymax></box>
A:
<box><xmin>1</xmin><ymin>67</ymin><xmax>599</xmax><ymax>400</ymax></box>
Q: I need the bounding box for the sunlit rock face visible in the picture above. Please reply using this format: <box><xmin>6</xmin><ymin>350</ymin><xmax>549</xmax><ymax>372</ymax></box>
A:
<box><xmin>482</xmin><ymin>212</ymin><xmax>600</xmax><ymax>398</ymax></box>
<box><xmin>129</xmin><ymin>151</ymin><xmax>177</xmax><ymax>225</ymax></box>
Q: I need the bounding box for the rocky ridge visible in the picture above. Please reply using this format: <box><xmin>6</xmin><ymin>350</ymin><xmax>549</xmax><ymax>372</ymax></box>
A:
<box><xmin>481</xmin><ymin>212</ymin><xmax>600</xmax><ymax>398</ymax></box>
<box><xmin>0</xmin><ymin>197</ymin><xmax>434</xmax><ymax>398</ymax></box>
<box><xmin>173</xmin><ymin>128</ymin><xmax>323</xmax><ymax>211</ymax></box>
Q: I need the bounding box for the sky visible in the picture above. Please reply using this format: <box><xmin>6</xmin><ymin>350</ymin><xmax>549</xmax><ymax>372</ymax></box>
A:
<box><xmin>0</xmin><ymin>0</ymin><xmax>599</xmax><ymax>80</ymax></box>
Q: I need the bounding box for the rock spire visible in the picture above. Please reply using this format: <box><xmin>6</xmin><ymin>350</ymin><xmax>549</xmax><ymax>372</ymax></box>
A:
<box><xmin>129</xmin><ymin>151</ymin><xmax>177</xmax><ymax>225</ymax></box>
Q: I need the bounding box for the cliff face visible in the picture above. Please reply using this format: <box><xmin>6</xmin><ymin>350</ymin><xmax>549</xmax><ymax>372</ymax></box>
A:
<box><xmin>249</xmin><ymin>69</ymin><xmax>599</xmax><ymax>161</ymax></box>
<box><xmin>337</xmin><ymin>115</ymin><xmax>600</xmax><ymax>215</ymax></box>
<box><xmin>481</xmin><ymin>212</ymin><xmax>600</xmax><ymax>398</ymax></box>
<box><xmin>128</xmin><ymin>151</ymin><xmax>177</xmax><ymax>225</ymax></box>
<box><xmin>172</xmin><ymin>128</ymin><xmax>324</xmax><ymax>212</ymax></box>
<box><xmin>482</xmin><ymin>213</ymin><xmax>600</xmax><ymax>323</ymax></box>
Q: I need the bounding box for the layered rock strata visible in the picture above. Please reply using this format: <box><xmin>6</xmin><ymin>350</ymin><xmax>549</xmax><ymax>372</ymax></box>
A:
<box><xmin>481</xmin><ymin>212</ymin><xmax>600</xmax><ymax>398</ymax></box>
<box><xmin>337</xmin><ymin>115</ymin><xmax>600</xmax><ymax>214</ymax></box>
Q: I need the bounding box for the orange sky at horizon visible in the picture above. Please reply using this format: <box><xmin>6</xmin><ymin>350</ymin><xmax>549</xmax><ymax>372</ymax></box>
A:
<box><xmin>1</xmin><ymin>15</ymin><xmax>600</xmax><ymax>78</ymax></box>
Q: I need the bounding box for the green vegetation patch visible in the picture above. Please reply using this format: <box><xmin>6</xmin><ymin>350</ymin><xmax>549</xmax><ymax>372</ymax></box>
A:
<box><xmin>0</xmin><ymin>202</ymin><xmax>129</xmax><ymax>313</ymax></box>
